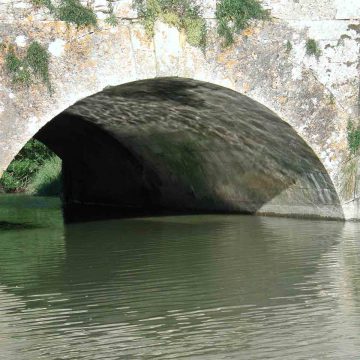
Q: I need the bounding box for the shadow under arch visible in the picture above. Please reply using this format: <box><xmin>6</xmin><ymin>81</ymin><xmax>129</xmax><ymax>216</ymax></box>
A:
<box><xmin>27</xmin><ymin>77</ymin><xmax>343</xmax><ymax>221</ymax></box>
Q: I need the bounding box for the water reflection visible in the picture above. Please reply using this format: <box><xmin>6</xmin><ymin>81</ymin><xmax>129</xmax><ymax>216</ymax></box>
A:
<box><xmin>0</xmin><ymin>196</ymin><xmax>360</xmax><ymax>358</ymax></box>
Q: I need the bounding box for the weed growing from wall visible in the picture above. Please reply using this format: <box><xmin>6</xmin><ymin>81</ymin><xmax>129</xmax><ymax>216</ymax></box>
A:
<box><xmin>347</xmin><ymin>120</ymin><xmax>360</xmax><ymax>155</ymax></box>
<box><xmin>134</xmin><ymin>0</ymin><xmax>207</xmax><ymax>48</ymax></box>
<box><xmin>31</xmin><ymin>0</ymin><xmax>97</xmax><ymax>28</ymax></box>
<box><xmin>5</xmin><ymin>42</ymin><xmax>50</xmax><ymax>89</ymax></box>
<box><xmin>305</xmin><ymin>39</ymin><xmax>321</xmax><ymax>58</ymax></box>
<box><xmin>286</xmin><ymin>40</ymin><xmax>292</xmax><ymax>53</ymax></box>
<box><xmin>105</xmin><ymin>0</ymin><xmax>118</xmax><ymax>27</ymax></box>
<box><xmin>5</xmin><ymin>48</ymin><xmax>31</xmax><ymax>84</ymax></box>
<box><xmin>26</xmin><ymin>41</ymin><xmax>50</xmax><ymax>86</ymax></box>
<box><xmin>57</xmin><ymin>0</ymin><xmax>97</xmax><ymax>27</ymax></box>
<box><xmin>216</xmin><ymin>0</ymin><xmax>269</xmax><ymax>47</ymax></box>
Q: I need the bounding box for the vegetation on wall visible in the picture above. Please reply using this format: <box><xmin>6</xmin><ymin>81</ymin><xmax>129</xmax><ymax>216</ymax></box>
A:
<box><xmin>5</xmin><ymin>41</ymin><xmax>50</xmax><ymax>89</ymax></box>
<box><xmin>5</xmin><ymin>49</ymin><xmax>31</xmax><ymax>84</ymax></box>
<box><xmin>105</xmin><ymin>0</ymin><xmax>119</xmax><ymax>27</ymax></box>
<box><xmin>347</xmin><ymin>120</ymin><xmax>360</xmax><ymax>155</ymax></box>
<box><xmin>134</xmin><ymin>0</ymin><xmax>269</xmax><ymax>48</ymax></box>
<box><xmin>57</xmin><ymin>0</ymin><xmax>97</xmax><ymax>27</ymax></box>
<box><xmin>285</xmin><ymin>40</ymin><xmax>292</xmax><ymax>53</ymax></box>
<box><xmin>305</xmin><ymin>38</ymin><xmax>321</xmax><ymax>58</ymax></box>
<box><xmin>215</xmin><ymin>0</ymin><xmax>269</xmax><ymax>47</ymax></box>
<box><xmin>134</xmin><ymin>0</ymin><xmax>207</xmax><ymax>48</ymax></box>
<box><xmin>32</xmin><ymin>0</ymin><xmax>97</xmax><ymax>27</ymax></box>
<box><xmin>0</xmin><ymin>139</ymin><xmax>62</xmax><ymax>196</ymax></box>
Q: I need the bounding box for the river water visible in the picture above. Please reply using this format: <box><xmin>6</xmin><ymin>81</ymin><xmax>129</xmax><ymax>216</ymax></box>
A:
<box><xmin>1</xmin><ymin>195</ymin><xmax>360</xmax><ymax>359</ymax></box>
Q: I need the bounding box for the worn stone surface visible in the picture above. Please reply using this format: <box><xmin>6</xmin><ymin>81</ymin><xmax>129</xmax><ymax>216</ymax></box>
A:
<box><xmin>0</xmin><ymin>0</ymin><xmax>359</xmax><ymax>219</ymax></box>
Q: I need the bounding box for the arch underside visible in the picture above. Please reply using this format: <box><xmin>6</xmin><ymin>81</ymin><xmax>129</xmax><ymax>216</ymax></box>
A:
<box><xmin>34</xmin><ymin>78</ymin><xmax>343</xmax><ymax>220</ymax></box>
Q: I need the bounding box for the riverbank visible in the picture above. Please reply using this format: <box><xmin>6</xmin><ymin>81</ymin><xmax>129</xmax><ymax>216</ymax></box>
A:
<box><xmin>0</xmin><ymin>139</ymin><xmax>62</xmax><ymax>196</ymax></box>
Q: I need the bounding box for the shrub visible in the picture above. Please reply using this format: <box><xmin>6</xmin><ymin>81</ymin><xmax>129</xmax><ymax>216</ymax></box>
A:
<box><xmin>216</xmin><ymin>0</ymin><xmax>269</xmax><ymax>47</ymax></box>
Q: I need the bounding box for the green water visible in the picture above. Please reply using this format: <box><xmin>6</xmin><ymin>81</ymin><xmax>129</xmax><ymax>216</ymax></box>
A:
<box><xmin>1</xmin><ymin>195</ymin><xmax>360</xmax><ymax>359</ymax></box>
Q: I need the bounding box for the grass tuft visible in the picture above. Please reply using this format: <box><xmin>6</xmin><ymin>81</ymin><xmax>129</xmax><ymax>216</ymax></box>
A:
<box><xmin>216</xmin><ymin>0</ymin><xmax>269</xmax><ymax>47</ymax></box>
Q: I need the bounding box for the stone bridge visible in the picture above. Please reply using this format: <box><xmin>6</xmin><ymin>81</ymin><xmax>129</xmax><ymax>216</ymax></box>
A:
<box><xmin>0</xmin><ymin>0</ymin><xmax>359</xmax><ymax>220</ymax></box>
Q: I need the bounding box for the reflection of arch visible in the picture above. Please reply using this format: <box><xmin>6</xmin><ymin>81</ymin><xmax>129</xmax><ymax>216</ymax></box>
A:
<box><xmin>3</xmin><ymin>78</ymin><xmax>343</xmax><ymax>220</ymax></box>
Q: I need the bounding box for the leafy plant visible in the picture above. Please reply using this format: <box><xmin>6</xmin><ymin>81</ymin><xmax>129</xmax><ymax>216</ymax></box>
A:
<box><xmin>305</xmin><ymin>38</ymin><xmax>321</xmax><ymax>58</ymax></box>
<box><xmin>216</xmin><ymin>0</ymin><xmax>269</xmax><ymax>47</ymax></box>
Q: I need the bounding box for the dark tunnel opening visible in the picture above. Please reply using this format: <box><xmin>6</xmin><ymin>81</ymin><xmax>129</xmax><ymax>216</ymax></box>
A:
<box><xmin>4</xmin><ymin>78</ymin><xmax>344</xmax><ymax>222</ymax></box>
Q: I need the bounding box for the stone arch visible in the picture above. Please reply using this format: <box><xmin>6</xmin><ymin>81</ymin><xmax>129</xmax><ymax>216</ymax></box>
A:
<box><xmin>1</xmin><ymin>16</ymin><xmax>354</xmax><ymax>219</ymax></box>
<box><xmin>2</xmin><ymin>77</ymin><xmax>344</xmax><ymax>220</ymax></box>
